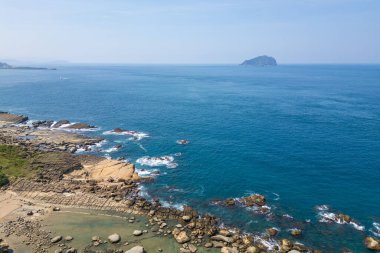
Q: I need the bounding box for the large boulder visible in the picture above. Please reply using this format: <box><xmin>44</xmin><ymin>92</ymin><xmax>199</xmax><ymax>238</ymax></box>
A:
<box><xmin>108</xmin><ymin>233</ymin><xmax>121</xmax><ymax>243</ymax></box>
<box><xmin>125</xmin><ymin>246</ymin><xmax>145</xmax><ymax>253</ymax></box>
<box><xmin>211</xmin><ymin>235</ymin><xmax>234</xmax><ymax>243</ymax></box>
<box><xmin>365</xmin><ymin>237</ymin><xmax>380</xmax><ymax>251</ymax></box>
<box><xmin>174</xmin><ymin>231</ymin><xmax>190</xmax><ymax>244</ymax></box>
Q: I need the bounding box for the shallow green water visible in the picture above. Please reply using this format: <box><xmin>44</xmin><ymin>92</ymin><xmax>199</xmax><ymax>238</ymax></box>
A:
<box><xmin>43</xmin><ymin>208</ymin><xmax>217</xmax><ymax>253</ymax></box>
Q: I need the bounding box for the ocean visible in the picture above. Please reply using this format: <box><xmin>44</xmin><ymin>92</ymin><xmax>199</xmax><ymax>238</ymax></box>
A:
<box><xmin>0</xmin><ymin>64</ymin><xmax>379</xmax><ymax>252</ymax></box>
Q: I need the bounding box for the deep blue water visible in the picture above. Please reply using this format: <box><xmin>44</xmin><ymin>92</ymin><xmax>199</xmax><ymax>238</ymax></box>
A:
<box><xmin>1</xmin><ymin>65</ymin><xmax>380</xmax><ymax>252</ymax></box>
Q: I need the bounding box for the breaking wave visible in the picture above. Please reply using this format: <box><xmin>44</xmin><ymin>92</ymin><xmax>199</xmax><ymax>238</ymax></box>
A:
<box><xmin>136</xmin><ymin>156</ymin><xmax>177</xmax><ymax>168</ymax></box>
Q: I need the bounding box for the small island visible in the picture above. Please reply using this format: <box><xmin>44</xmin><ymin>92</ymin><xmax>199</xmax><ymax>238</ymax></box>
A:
<box><xmin>0</xmin><ymin>61</ymin><xmax>56</xmax><ymax>70</ymax></box>
<box><xmin>240</xmin><ymin>55</ymin><xmax>277</xmax><ymax>66</ymax></box>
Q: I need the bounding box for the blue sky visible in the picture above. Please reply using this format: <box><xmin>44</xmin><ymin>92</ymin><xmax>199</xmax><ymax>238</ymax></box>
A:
<box><xmin>0</xmin><ymin>0</ymin><xmax>379</xmax><ymax>64</ymax></box>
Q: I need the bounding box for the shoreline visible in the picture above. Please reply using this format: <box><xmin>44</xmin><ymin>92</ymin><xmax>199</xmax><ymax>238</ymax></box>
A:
<box><xmin>0</xmin><ymin>111</ymin><xmax>379</xmax><ymax>252</ymax></box>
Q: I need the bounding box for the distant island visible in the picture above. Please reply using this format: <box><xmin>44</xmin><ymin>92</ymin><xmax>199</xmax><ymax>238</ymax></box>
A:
<box><xmin>0</xmin><ymin>61</ymin><xmax>56</xmax><ymax>70</ymax></box>
<box><xmin>240</xmin><ymin>55</ymin><xmax>277</xmax><ymax>66</ymax></box>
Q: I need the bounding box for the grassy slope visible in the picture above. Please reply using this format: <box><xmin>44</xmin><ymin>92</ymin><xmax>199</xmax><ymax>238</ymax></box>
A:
<box><xmin>0</xmin><ymin>145</ymin><xmax>34</xmax><ymax>185</ymax></box>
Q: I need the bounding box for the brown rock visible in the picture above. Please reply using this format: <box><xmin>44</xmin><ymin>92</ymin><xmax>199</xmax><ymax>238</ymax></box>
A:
<box><xmin>174</xmin><ymin>231</ymin><xmax>190</xmax><ymax>244</ymax></box>
<box><xmin>365</xmin><ymin>237</ymin><xmax>380</xmax><ymax>251</ymax></box>
<box><xmin>266</xmin><ymin>227</ymin><xmax>278</xmax><ymax>236</ymax></box>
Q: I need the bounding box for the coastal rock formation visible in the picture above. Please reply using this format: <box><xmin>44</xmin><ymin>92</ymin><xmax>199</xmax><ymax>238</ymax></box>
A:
<box><xmin>68</xmin><ymin>156</ymin><xmax>139</xmax><ymax>182</ymax></box>
<box><xmin>64</xmin><ymin>122</ymin><xmax>95</xmax><ymax>129</ymax></box>
<box><xmin>51</xmin><ymin>120</ymin><xmax>70</xmax><ymax>128</ymax></box>
<box><xmin>240</xmin><ymin>56</ymin><xmax>277</xmax><ymax>66</ymax></box>
<box><xmin>365</xmin><ymin>237</ymin><xmax>380</xmax><ymax>251</ymax></box>
<box><xmin>0</xmin><ymin>112</ymin><xmax>28</xmax><ymax>125</ymax></box>
<box><xmin>0</xmin><ymin>113</ymin><xmax>321</xmax><ymax>253</ymax></box>
<box><xmin>213</xmin><ymin>194</ymin><xmax>266</xmax><ymax>207</ymax></box>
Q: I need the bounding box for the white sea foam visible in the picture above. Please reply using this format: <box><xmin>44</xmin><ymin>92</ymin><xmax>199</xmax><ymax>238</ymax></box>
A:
<box><xmin>370</xmin><ymin>223</ymin><xmax>380</xmax><ymax>237</ymax></box>
<box><xmin>135</xmin><ymin>168</ymin><xmax>160</xmax><ymax>177</ymax></box>
<box><xmin>282</xmin><ymin>214</ymin><xmax>294</xmax><ymax>219</ymax></box>
<box><xmin>317</xmin><ymin>209</ymin><xmax>365</xmax><ymax>231</ymax></box>
<box><xmin>253</xmin><ymin>235</ymin><xmax>280</xmax><ymax>251</ymax></box>
<box><xmin>160</xmin><ymin>200</ymin><xmax>185</xmax><ymax>211</ymax></box>
<box><xmin>136</xmin><ymin>156</ymin><xmax>177</xmax><ymax>168</ymax></box>
<box><xmin>137</xmin><ymin>143</ymin><xmax>147</xmax><ymax>152</ymax></box>
<box><xmin>102</xmin><ymin>146</ymin><xmax>120</xmax><ymax>153</ymax></box>
<box><xmin>55</xmin><ymin>122</ymin><xmax>99</xmax><ymax>132</ymax></box>
<box><xmin>103</xmin><ymin>129</ymin><xmax>149</xmax><ymax>140</ymax></box>
<box><xmin>272</xmin><ymin>192</ymin><xmax>280</xmax><ymax>201</ymax></box>
<box><xmin>316</xmin><ymin>204</ymin><xmax>329</xmax><ymax>211</ymax></box>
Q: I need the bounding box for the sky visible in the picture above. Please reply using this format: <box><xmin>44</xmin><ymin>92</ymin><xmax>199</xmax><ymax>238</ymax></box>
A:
<box><xmin>0</xmin><ymin>0</ymin><xmax>380</xmax><ymax>64</ymax></box>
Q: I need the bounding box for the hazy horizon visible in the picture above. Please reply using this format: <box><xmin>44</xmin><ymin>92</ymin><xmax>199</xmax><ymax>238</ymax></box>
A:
<box><xmin>1</xmin><ymin>0</ymin><xmax>380</xmax><ymax>64</ymax></box>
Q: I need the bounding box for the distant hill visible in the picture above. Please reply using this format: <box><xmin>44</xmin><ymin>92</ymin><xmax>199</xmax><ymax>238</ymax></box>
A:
<box><xmin>0</xmin><ymin>61</ymin><xmax>55</xmax><ymax>70</ymax></box>
<box><xmin>241</xmin><ymin>55</ymin><xmax>277</xmax><ymax>66</ymax></box>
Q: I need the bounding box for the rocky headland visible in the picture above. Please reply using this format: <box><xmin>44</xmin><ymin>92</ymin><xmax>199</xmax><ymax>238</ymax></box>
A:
<box><xmin>0</xmin><ymin>112</ymin><xmax>376</xmax><ymax>253</ymax></box>
<box><xmin>0</xmin><ymin>61</ymin><xmax>56</xmax><ymax>70</ymax></box>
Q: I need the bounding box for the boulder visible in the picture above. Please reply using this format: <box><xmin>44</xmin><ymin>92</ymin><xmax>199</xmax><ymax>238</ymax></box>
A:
<box><xmin>133</xmin><ymin>230</ymin><xmax>143</xmax><ymax>236</ymax></box>
<box><xmin>174</xmin><ymin>231</ymin><xmax>190</xmax><ymax>243</ymax></box>
<box><xmin>125</xmin><ymin>246</ymin><xmax>145</xmax><ymax>253</ymax></box>
<box><xmin>267</xmin><ymin>228</ymin><xmax>278</xmax><ymax>236</ymax></box>
<box><xmin>188</xmin><ymin>244</ymin><xmax>197</xmax><ymax>253</ymax></box>
<box><xmin>64</xmin><ymin>236</ymin><xmax>73</xmax><ymax>241</ymax></box>
<box><xmin>66</xmin><ymin>248</ymin><xmax>77</xmax><ymax>253</ymax></box>
<box><xmin>108</xmin><ymin>233</ymin><xmax>121</xmax><ymax>243</ymax></box>
<box><xmin>288</xmin><ymin>251</ymin><xmax>301</xmax><ymax>253</ymax></box>
<box><xmin>204</xmin><ymin>242</ymin><xmax>213</xmax><ymax>248</ymax></box>
<box><xmin>182</xmin><ymin>215</ymin><xmax>192</xmax><ymax>222</ymax></box>
<box><xmin>290</xmin><ymin>229</ymin><xmax>302</xmax><ymax>237</ymax></box>
<box><xmin>220</xmin><ymin>247</ymin><xmax>238</xmax><ymax>253</ymax></box>
<box><xmin>91</xmin><ymin>236</ymin><xmax>100</xmax><ymax>241</ymax></box>
<box><xmin>246</xmin><ymin>246</ymin><xmax>258</xmax><ymax>253</ymax></box>
<box><xmin>365</xmin><ymin>237</ymin><xmax>380</xmax><ymax>251</ymax></box>
<box><xmin>51</xmin><ymin>235</ymin><xmax>62</xmax><ymax>243</ymax></box>
<box><xmin>211</xmin><ymin>235</ymin><xmax>234</xmax><ymax>243</ymax></box>
<box><xmin>280</xmin><ymin>239</ymin><xmax>293</xmax><ymax>252</ymax></box>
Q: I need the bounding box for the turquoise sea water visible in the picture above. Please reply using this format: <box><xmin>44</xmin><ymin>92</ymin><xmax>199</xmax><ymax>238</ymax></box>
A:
<box><xmin>0</xmin><ymin>65</ymin><xmax>379</xmax><ymax>252</ymax></box>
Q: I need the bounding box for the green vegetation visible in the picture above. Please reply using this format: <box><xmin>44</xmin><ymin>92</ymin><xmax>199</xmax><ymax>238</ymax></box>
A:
<box><xmin>0</xmin><ymin>144</ymin><xmax>33</xmax><ymax>181</ymax></box>
<box><xmin>0</xmin><ymin>171</ymin><xmax>9</xmax><ymax>186</ymax></box>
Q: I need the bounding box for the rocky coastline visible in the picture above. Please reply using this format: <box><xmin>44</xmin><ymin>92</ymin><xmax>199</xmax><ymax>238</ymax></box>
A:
<box><xmin>0</xmin><ymin>112</ymin><xmax>378</xmax><ymax>253</ymax></box>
